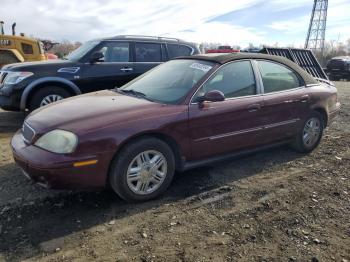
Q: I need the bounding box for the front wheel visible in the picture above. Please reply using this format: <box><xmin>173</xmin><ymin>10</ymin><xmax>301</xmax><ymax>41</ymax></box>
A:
<box><xmin>109</xmin><ymin>138</ymin><xmax>175</xmax><ymax>202</ymax></box>
<box><xmin>28</xmin><ymin>86</ymin><xmax>70</xmax><ymax>111</ymax></box>
<box><xmin>291</xmin><ymin>111</ymin><xmax>324</xmax><ymax>153</ymax></box>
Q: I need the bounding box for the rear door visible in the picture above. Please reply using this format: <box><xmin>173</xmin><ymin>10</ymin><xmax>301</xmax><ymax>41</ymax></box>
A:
<box><xmin>255</xmin><ymin>60</ymin><xmax>311</xmax><ymax>143</ymax></box>
<box><xmin>131</xmin><ymin>42</ymin><xmax>163</xmax><ymax>78</ymax></box>
<box><xmin>188</xmin><ymin>60</ymin><xmax>265</xmax><ymax>161</ymax></box>
<box><xmin>80</xmin><ymin>41</ymin><xmax>136</xmax><ymax>92</ymax></box>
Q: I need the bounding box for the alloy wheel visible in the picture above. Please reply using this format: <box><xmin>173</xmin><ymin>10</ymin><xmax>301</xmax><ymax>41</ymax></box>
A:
<box><xmin>126</xmin><ymin>150</ymin><xmax>168</xmax><ymax>195</ymax></box>
<box><xmin>303</xmin><ymin>117</ymin><xmax>321</xmax><ymax>148</ymax></box>
<box><xmin>40</xmin><ymin>94</ymin><xmax>64</xmax><ymax>107</ymax></box>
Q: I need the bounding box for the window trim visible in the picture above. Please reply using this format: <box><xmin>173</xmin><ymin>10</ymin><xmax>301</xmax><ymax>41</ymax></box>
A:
<box><xmin>190</xmin><ymin>59</ymin><xmax>262</xmax><ymax>105</ymax></box>
<box><xmin>80</xmin><ymin>40</ymin><xmax>195</xmax><ymax>64</ymax></box>
<box><xmin>254</xmin><ymin>59</ymin><xmax>306</xmax><ymax>95</ymax></box>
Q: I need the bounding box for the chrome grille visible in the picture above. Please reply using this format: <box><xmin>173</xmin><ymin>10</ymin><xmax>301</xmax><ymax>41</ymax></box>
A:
<box><xmin>22</xmin><ymin>122</ymin><xmax>36</xmax><ymax>144</ymax></box>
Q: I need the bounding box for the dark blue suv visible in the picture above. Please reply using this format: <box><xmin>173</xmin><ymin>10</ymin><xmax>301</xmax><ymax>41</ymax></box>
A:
<box><xmin>0</xmin><ymin>35</ymin><xmax>200</xmax><ymax>111</ymax></box>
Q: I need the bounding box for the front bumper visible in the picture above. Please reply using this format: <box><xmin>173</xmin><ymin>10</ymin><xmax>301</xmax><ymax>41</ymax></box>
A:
<box><xmin>0</xmin><ymin>81</ymin><xmax>27</xmax><ymax>111</ymax></box>
<box><xmin>0</xmin><ymin>92</ymin><xmax>20</xmax><ymax>111</ymax></box>
<box><xmin>328</xmin><ymin>70</ymin><xmax>350</xmax><ymax>78</ymax></box>
<box><xmin>11</xmin><ymin>131</ymin><xmax>113</xmax><ymax>190</ymax></box>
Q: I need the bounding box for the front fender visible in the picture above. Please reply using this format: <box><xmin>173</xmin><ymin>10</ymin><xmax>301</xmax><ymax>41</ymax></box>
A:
<box><xmin>20</xmin><ymin>77</ymin><xmax>82</xmax><ymax>110</ymax></box>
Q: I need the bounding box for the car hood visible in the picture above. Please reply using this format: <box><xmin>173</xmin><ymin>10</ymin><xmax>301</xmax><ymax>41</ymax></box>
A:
<box><xmin>25</xmin><ymin>90</ymin><xmax>178</xmax><ymax>134</ymax></box>
<box><xmin>2</xmin><ymin>59</ymin><xmax>74</xmax><ymax>71</ymax></box>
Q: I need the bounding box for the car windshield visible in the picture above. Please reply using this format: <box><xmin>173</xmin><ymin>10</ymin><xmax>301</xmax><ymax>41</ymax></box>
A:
<box><xmin>120</xmin><ymin>59</ymin><xmax>214</xmax><ymax>104</ymax></box>
<box><xmin>65</xmin><ymin>40</ymin><xmax>100</xmax><ymax>61</ymax></box>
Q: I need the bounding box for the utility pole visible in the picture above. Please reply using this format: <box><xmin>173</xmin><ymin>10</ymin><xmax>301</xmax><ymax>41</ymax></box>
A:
<box><xmin>305</xmin><ymin>0</ymin><xmax>328</xmax><ymax>57</ymax></box>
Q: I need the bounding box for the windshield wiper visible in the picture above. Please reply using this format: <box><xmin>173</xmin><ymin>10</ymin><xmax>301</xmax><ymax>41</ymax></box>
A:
<box><xmin>118</xmin><ymin>89</ymin><xmax>154</xmax><ymax>102</ymax></box>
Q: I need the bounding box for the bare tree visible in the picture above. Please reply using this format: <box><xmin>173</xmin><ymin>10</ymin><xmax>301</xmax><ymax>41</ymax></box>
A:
<box><xmin>50</xmin><ymin>40</ymin><xmax>82</xmax><ymax>58</ymax></box>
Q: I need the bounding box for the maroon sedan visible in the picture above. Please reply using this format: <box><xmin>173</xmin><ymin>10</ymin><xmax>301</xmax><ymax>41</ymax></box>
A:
<box><xmin>11</xmin><ymin>53</ymin><xmax>340</xmax><ymax>201</ymax></box>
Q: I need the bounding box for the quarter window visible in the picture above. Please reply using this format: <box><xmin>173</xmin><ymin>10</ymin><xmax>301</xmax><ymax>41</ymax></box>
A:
<box><xmin>135</xmin><ymin>43</ymin><xmax>161</xmax><ymax>62</ymax></box>
<box><xmin>258</xmin><ymin>61</ymin><xmax>303</xmax><ymax>93</ymax></box>
<box><xmin>194</xmin><ymin>61</ymin><xmax>256</xmax><ymax>101</ymax></box>
<box><xmin>96</xmin><ymin>42</ymin><xmax>130</xmax><ymax>62</ymax></box>
<box><xmin>167</xmin><ymin>44</ymin><xmax>192</xmax><ymax>59</ymax></box>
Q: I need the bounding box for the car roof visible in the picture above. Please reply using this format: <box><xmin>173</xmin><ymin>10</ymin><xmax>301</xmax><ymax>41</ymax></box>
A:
<box><xmin>100</xmin><ymin>35</ymin><xmax>196</xmax><ymax>45</ymax></box>
<box><xmin>330</xmin><ymin>56</ymin><xmax>350</xmax><ymax>60</ymax></box>
<box><xmin>176</xmin><ymin>53</ymin><xmax>319</xmax><ymax>85</ymax></box>
<box><xmin>177</xmin><ymin>52</ymin><xmax>295</xmax><ymax>64</ymax></box>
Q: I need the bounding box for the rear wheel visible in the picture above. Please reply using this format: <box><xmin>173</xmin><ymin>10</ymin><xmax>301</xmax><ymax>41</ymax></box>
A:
<box><xmin>109</xmin><ymin>137</ymin><xmax>175</xmax><ymax>202</ymax></box>
<box><xmin>28</xmin><ymin>86</ymin><xmax>70</xmax><ymax>111</ymax></box>
<box><xmin>291</xmin><ymin>111</ymin><xmax>324</xmax><ymax>153</ymax></box>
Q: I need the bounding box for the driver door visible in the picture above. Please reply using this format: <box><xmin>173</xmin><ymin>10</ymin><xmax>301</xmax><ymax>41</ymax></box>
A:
<box><xmin>188</xmin><ymin>60</ymin><xmax>264</xmax><ymax>161</ymax></box>
<box><xmin>79</xmin><ymin>41</ymin><xmax>136</xmax><ymax>93</ymax></box>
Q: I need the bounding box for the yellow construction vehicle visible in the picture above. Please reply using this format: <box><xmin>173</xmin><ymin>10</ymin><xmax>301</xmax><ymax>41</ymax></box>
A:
<box><xmin>0</xmin><ymin>21</ymin><xmax>47</xmax><ymax>67</ymax></box>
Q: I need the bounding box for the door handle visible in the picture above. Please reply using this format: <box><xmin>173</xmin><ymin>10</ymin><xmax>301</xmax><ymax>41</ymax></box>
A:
<box><xmin>120</xmin><ymin>67</ymin><xmax>133</xmax><ymax>72</ymax></box>
<box><xmin>300</xmin><ymin>95</ymin><xmax>310</xmax><ymax>103</ymax></box>
<box><xmin>247</xmin><ymin>104</ymin><xmax>261</xmax><ymax>112</ymax></box>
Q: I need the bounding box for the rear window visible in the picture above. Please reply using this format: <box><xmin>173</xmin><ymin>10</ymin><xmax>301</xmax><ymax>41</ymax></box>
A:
<box><xmin>258</xmin><ymin>61</ymin><xmax>303</xmax><ymax>93</ymax></box>
<box><xmin>135</xmin><ymin>42</ymin><xmax>161</xmax><ymax>62</ymax></box>
<box><xmin>21</xmin><ymin>43</ymin><xmax>34</xmax><ymax>54</ymax></box>
<box><xmin>167</xmin><ymin>44</ymin><xmax>192</xmax><ymax>59</ymax></box>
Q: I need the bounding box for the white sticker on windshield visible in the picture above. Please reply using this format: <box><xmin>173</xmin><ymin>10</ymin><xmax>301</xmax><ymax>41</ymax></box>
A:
<box><xmin>190</xmin><ymin>63</ymin><xmax>212</xmax><ymax>72</ymax></box>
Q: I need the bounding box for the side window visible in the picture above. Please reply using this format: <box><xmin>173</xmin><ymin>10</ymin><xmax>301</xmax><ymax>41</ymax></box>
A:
<box><xmin>167</xmin><ymin>44</ymin><xmax>192</xmax><ymax>59</ymax></box>
<box><xmin>258</xmin><ymin>61</ymin><xmax>303</xmax><ymax>93</ymax></box>
<box><xmin>135</xmin><ymin>43</ymin><xmax>161</xmax><ymax>62</ymax></box>
<box><xmin>21</xmin><ymin>43</ymin><xmax>34</xmax><ymax>54</ymax></box>
<box><xmin>95</xmin><ymin>42</ymin><xmax>130</xmax><ymax>62</ymax></box>
<box><xmin>194</xmin><ymin>61</ymin><xmax>256</xmax><ymax>101</ymax></box>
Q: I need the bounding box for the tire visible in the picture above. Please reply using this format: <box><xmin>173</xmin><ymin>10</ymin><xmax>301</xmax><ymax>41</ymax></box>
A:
<box><xmin>291</xmin><ymin>111</ymin><xmax>324</xmax><ymax>153</ymax></box>
<box><xmin>28</xmin><ymin>86</ymin><xmax>71</xmax><ymax>111</ymax></box>
<box><xmin>109</xmin><ymin>137</ymin><xmax>175</xmax><ymax>202</ymax></box>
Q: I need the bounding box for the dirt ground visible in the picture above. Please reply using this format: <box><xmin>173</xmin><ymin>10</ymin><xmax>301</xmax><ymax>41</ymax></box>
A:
<box><xmin>0</xmin><ymin>82</ymin><xmax>349</xmax><ymax>262</ymax></box>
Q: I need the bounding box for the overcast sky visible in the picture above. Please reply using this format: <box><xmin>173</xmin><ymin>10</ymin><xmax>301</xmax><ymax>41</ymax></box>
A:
<box><xmin>1</xmin><ymin>0</ymin><xmax>349</xmax><ymax>47</ymax></box>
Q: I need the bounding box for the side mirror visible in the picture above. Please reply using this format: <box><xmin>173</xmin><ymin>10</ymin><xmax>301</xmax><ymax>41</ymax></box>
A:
<box><xmin>90</xmin><ymin>52</ymin><xmax>104</xmax><ymax>63</ymax></box>
<box><xmin>198</xmin><ymin>90</ymin><xmax>225</xmax><ymax>105</ymax></box>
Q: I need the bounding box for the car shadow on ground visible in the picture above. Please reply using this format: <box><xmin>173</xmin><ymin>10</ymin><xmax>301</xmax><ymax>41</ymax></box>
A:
<box><xmin>0</xmin><ymin>145</ymin><xmax>304</xmax><ymax>261</ymax></box>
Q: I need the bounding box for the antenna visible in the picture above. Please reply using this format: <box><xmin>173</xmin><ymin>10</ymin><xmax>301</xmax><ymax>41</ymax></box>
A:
<box><xmin>305</xmin><ymin>0</ymin><xmax>328</xmax><ymax>56</ymax></box>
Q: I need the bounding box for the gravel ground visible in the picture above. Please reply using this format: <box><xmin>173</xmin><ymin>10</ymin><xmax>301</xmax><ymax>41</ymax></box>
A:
<box><xmin>0</xmin><ymin>82</ymin><xmax>349</xmax><ymax>262</ymax></box>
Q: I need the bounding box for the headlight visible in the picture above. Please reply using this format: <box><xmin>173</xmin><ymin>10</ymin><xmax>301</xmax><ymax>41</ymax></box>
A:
<box><xmin>4</xmin><ymin>71</ymin><xmax>33</xmax><ymax>85</ymax></box>
<box><xmin>34</xmin><ymin>130</ymin><xmax>78</xmax><ymax>154</ymax></box>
